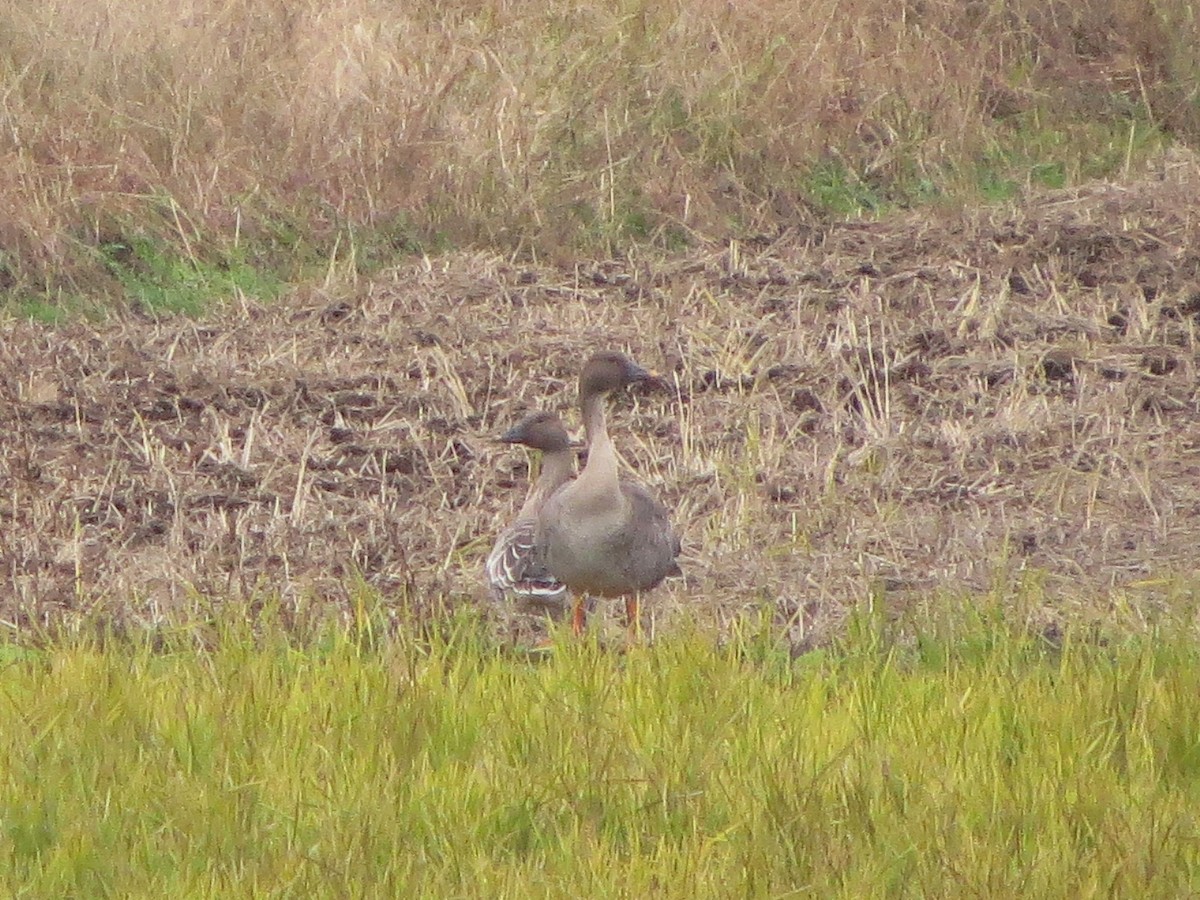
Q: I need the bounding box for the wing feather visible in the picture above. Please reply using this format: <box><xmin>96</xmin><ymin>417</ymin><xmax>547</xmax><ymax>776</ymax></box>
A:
<box><xmin>486</xmin><ymin>520</ymin><xmax>568</xmax><ymax>603</ymax></box>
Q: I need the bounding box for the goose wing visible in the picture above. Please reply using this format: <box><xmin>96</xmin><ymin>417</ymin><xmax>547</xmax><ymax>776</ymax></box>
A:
<box><xmin>486</xmin><ymin>520</ymin><xmax>568</xmax><ymax>603</ymax></box>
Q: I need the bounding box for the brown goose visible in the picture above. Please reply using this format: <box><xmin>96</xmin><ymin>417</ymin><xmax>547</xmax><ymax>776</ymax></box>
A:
<box><xmin>536</xmin><ymin>352</ymin><xmax>681</xmax><ymax>636</ymax></box>
<box><xmin>485</xmin><ymin>411</ymin><xmax>576</xmax><ymax>612</ymax></box>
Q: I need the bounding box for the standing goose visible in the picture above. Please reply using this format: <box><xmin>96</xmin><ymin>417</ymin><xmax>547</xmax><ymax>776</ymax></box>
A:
<box><xmin>485</xmin><ymin>411</ymin><xmax>576</xmax><ymax>613</ymax></box>
<box><xmin>537</xmin><ymin>351</ymin><xmax>681</xmax><ymax>636</ymax></box>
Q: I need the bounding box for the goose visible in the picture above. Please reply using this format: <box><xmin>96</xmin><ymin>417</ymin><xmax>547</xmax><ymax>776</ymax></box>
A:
<box><xmin>485</xmin><ymin>411</ymin><xmax>576</xmax><ymax>614</ymax></box>
<box><xmin>537</xmin><ymin>351</ymin><xmax>681</xmax><ymax>636</ymax></box>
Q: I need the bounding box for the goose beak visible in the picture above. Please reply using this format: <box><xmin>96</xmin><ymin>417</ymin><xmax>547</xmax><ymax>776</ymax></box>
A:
<box><xmin>624</xmin><ymin>360</ymin><xmax>654</xmax><ymax>383</ymax></box>
<box><xmin>633</xmin><ymin>366</ymin><xmax>672</xmax><ymax>393</ymax></box>
<box><xmin>497</xmin><ymin>425</ymin><xmax>524</xmax><ymax>444</ymax></box>
<box><xmin>623</xmin><ymin>359</ymin><xmax>671</xmax><ymax>391</ymax></box>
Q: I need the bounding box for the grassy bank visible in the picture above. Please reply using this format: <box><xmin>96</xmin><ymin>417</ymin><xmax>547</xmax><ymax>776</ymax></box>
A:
<box><xmin>2</xmin><ymin>612</ymin><xmax>1199</xmax><ymax>896</ymax></box>
<box><xmin>2</xmin><ymin>0</ymin><xmax>1197</xmax><ymax>312</ymax></box>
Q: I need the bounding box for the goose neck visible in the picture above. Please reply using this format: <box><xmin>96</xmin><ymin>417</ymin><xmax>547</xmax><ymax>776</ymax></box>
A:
<box><xmin>580</xmin><ymin>390</ymin><xmax>620</xmax><ymax>490</ymax></box>
<box><xmin>534</xmin><ymin>448</ymin><xmax>575</xmax><ymax>500</ymax></box>
<box><xmin>581</xmin><ymin>391</ymin><xmax>609</xmax><ymax>446</ymax></box>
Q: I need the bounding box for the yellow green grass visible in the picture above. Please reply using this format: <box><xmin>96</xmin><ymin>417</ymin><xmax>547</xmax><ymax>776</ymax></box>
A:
<box><xmin>3</xmin><ymin>609</ymin><xmax>1199</xmax><ymax>897</ymax></box>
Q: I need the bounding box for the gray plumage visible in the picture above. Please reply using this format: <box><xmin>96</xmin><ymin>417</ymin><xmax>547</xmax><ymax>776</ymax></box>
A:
<box><xmin>486</xmin><ymin>411</ymin><xmax>575</xmax><ymax>607</ymax></box>
<box><xmin>537</xmin><ymin>352</ymin><xmax>681</xmax><ymax>608</ymax></box>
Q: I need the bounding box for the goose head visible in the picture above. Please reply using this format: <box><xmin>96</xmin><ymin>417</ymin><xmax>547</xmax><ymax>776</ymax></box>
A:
<box><xmin>578</xmin><ymin>351</ymin><xmax>660</xmax><ymax>401</ymax></box>
<box><xmin>498</xmin><ymin>411</ymin><xmax>576</xmax><ymax>453</ymax></box>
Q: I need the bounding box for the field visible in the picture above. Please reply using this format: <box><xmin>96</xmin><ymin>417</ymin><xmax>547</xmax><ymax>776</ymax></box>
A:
<box><xmin>4</xmin><ymin>158</ymin><xmax>1200</xmax><ymax>894</ymax></box>
<box><xmin>3</xmin><ymin>0</ymin><xmax>1198</xmax><ymax>302</ymax></box>
<box><xmin>2</xmin><ymin>621</ymin><xmax>1200</xmax><ymax>896</ymax></box>
<box><xmin>3</xmin><ymin>160</ymin><xmax>1200</xmax><ymax>646</ymax></box>
<box><xmin>3</xmin><ymin>0</ymin><xmax>1200</xmax><ymax>893</ymax></box>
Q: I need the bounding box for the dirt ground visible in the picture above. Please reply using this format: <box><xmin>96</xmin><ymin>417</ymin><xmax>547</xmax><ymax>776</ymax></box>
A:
<box><xmin>3</xmin><ymin>151</ymin><xmax>1199</xmax><ymax>646</ymax></box>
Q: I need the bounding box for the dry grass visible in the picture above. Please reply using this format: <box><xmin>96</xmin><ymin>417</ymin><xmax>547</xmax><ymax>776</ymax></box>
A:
<box><xmin>2</xmin><ymin>153</ymin><xmax>1199</xmax><ymax>646</ymax></box>
<box><xmin>1</xmin><ymin>0</ymin><xmax>1198</xmax><ymax>297</ymax></box>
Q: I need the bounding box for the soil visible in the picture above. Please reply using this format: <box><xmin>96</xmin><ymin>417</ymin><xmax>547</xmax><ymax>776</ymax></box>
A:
<box><xmin>3</xmin><ymin>151</ymin><xmax>1199</xmax><ymax>646</ymax></box>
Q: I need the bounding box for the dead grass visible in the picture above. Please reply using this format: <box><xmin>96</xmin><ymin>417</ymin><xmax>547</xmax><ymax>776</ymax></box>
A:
<box><xmin>2</xmin><ymin>153</ymin><xmax>1198</xmax><ymax>645</ymax></box>
<box><xmin>1</xmin><ymin>0</ymin><xmax>1197</xmax><ymax>297</ymax></box>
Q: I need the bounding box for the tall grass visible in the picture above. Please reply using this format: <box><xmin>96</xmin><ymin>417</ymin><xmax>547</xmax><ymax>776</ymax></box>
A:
<box><xmin>2</xmin><ymin>611</ymin><xmax>1199</xmax><ymax>896</ymax></box>
<box><xmin>1</xmin><ymin>0</ymin><xmax>1197</xmax><ymax>306</ymax></box>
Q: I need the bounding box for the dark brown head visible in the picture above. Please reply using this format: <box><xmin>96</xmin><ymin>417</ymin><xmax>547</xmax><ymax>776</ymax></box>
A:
<box><xmin>498</xmin><ymin>411</ymin><xmax>574</xmax><ymax>453</ymax></box>
<box><xmin>578</xmin><ymin>351</ymin><xmax>656</xmax><ymax>400</ymax></box>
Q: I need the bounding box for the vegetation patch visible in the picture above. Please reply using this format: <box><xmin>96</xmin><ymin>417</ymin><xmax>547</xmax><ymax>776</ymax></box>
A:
<box><xmin>98</xmin><ymin>234</ymin><xmax>285</xmax><ymax>316</ymax></box>
<box><xmin>1</xmin><ymin>0</ymin><xmax>1198</xmax><ymax>309</ymax></box>
<box><xmin>1</xmin><ymin>615</ymin><xmax>1198</xmax><ymax>895</ymax></box>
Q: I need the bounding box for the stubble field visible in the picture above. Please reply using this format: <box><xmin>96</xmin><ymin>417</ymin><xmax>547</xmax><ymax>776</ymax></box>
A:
<box><xmin>3</xmin><ymin>156</ymin><xmax>1199</xmax><ymax>647</ymax></box>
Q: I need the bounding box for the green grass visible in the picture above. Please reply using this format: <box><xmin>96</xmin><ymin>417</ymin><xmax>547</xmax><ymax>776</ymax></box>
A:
<box><xmin>1</xmin><ymin>611</ymin><xmax>1199</xmax><ymax>896</ymax></box>
<box><xmin>0</xmin><ymin>210</ymin><xmax>441</xmax><ymax>321</ymax></box>
<box><xmin>98</xmin><ymin>233</ymin><xmax>286</xmax><ymax>316</ymax></box>
<box><xmin>965</xmin><ymin>112</ymin><xmax>1172</xmax><ymax>204</ymax></box>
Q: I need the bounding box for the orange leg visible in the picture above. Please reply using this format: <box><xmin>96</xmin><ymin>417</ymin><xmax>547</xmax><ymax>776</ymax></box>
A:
<box><xmin>572</xmin><ymin>595</ymin><xmax>588</xmax><ymax>636</ymax></box>
<box><xmin>624</xmin><ymin>595</ymin><xmax>641</xmax><ymax>642</ymax></box>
